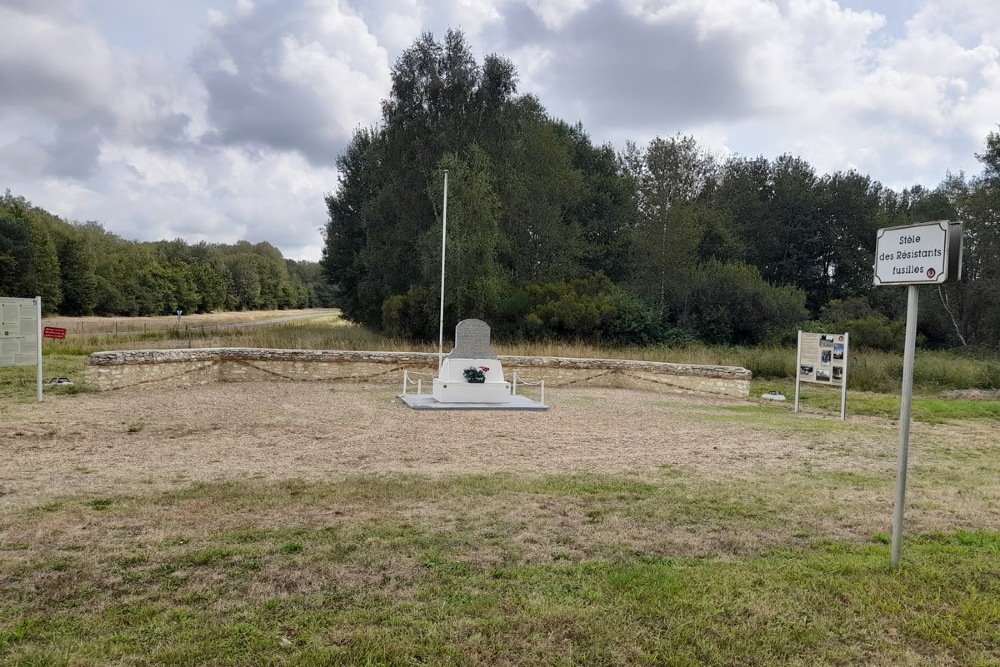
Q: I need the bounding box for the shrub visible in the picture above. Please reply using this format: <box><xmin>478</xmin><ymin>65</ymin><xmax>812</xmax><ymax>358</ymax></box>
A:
<box><xmin>499</xmin><ymin>273</ymin><xmax>673</xmax><ymax>346</ymax></box>
<box><xmin>381</xmin><ymin>287</ymin><xmax>436</xmax><ymax>341</ymax></box>
<box><xmin>679</xmin><ymin>262</ymin><xmax>808</xmax><ymax>346</ymax></box>
<box><xmin>982</xmin><ymin>364</ymin><xmax>1000</xmax><ymax>390</ymax></box>
<box><xmin>844</xmin><ymin>315</ymin><xmax>906</xmax><ymax>352</ymax></box>
<box><xmin>739</xmin><ymin>346</ymin><xmax>794</xmax><ymax>379</ymax></box>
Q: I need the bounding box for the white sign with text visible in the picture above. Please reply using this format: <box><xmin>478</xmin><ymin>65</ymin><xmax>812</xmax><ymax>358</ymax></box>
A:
<box><xmin>874</xmin><ymin>221</ymin><xmax>949</xmax><ymax>285</ymax></box>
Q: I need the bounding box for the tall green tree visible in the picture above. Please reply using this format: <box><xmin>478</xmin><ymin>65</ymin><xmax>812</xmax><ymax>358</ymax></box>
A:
<box><xmin>936</xmin><ymin>130</ymin><xmax>1000</xmax><ymax>347</ymax></box>
<box><xmin>0</xmin><ymin>191</ymin><xmax>62</xmax><ymax>311</ymax></box>
<box><xmin>323</xmin><ymin>30</ymin><xmax>521</xmax><ymax>332</ymax></box>
<box><xmin>625</xmin><ymin>135</ymin><xmax>718</xmax><ymax>316</ymax></box>
<box><xmin>0</xmin><ymin>214</ymin><xmax>34</xmax><ymax>298</ymax></box>
<box><xmin>561</xmin><ymin>124</ymin><xmax>636</xmax><ymax>282</ymax></box>
<box><xmin>490</xmin><ymin>99</ymin><xmax>584</xmax><ymax>283</ymax></box>
<box><xmin>425</xmin><ymin>147</ymin><xmax>507</xmax><ymax>326</ymax></box>
<box><xmin>51</xmin><ymin>225</ymin><xmax>98</xmax><ymax>315</ymax></box>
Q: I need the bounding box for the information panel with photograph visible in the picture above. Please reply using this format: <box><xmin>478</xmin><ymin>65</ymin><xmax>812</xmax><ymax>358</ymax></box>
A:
<box><xmin>797</xmin><ymin>332</ymin><xmax>847</xmax><ymax>386</ymax></box>
<box><xmin>795</xmin><ymin>330</ymin><xmax>849</xmax><ymax>420</ymax></box>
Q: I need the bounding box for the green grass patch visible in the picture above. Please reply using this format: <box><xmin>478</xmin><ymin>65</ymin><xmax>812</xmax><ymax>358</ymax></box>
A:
<box><xmin>1</xmin><ymin>474</ymin><xmax>998</xmax><ymax>665</ymax></box>
<box><xmin>752</xmin><ymin>379</ymin><xmax>1000</xmax><ymax>423</ymax></box>
<box><xmin>0</xmin><ymin>354</ymin><xmax>87</xmax><ymax>403</ymax></box>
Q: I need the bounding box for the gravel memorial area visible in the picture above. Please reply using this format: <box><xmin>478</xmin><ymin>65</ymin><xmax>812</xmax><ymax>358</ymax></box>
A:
<box><xmin>0</xmin><ymin>380</ymin><xmax>950</xmax><ymax>509</ymax></box>
<box><xmin>0</xmin><ymin>382</ymin><xmax>860</xmax><ymax>496</ymax></box>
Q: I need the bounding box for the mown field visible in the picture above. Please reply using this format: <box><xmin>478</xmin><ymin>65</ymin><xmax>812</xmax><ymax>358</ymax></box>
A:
<box><xmin>1</xmin><ymin>312</ymin><xmax>999</xmax><ymax>665</ymax></box>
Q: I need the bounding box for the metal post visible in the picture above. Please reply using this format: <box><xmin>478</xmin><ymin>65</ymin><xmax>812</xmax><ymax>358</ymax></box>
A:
<box><xmin>402</xmin><ymin>370</ymin><xmax>408</xmax><ymax>395</ymax></box>
<box><xmin>840</xmin><ymin>332</ymin><xmax>849</xmax><ymax>421</ymax></box>
<box><xmin>35</xmin><ymin>297</ymin><xmax>43</xmax><ymax>403</ymax></box>
<box><xmin>891</xmin><ymin>285</ymin><xmax>919</xmax><ymax>568</ymax></box>
<box><xmin>794</xmin><ymin>330</ymin><xmax>802</xmax><ymax>413</ymax></box>
<box><xmin>437</xmin><ymin>170</ymin><xmax>449</xmax><ymax>373</ymax></box>
<box><xmin>512</xmin><ymin>373</ymin><xmax>518</xmax><ymax>396</ymax></box>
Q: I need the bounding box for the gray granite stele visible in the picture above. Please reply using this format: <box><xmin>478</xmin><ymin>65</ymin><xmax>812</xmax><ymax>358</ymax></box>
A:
<box><xmin>399</xmin><ymin>319</ymin><xmax>547</xmax><ymax>411</ymax></box>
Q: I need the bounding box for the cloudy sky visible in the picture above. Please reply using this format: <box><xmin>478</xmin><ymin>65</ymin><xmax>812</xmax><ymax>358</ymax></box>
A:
<box><xmin>2</xmin><ymin>0</ymin><xmax>998</xmax><ymax>261</ymax></box>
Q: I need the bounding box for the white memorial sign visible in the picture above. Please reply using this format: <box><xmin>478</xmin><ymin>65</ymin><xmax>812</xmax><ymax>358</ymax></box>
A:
<box><xmin>874</xmin><ymin>221</ymin><xmax>949</xmax><ymax>285</ymax></box>
<box><xmin>433</xmin><ymin>319</ymin><xmax>512</xmax><ymax>404</ymax></box>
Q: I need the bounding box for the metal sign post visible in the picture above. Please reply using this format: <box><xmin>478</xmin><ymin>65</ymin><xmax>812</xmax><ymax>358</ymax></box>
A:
<box><xmin>794</xmin><ymin>331</ymin><xmax>802</xmax><ymax>413</ymax></box>
<box><xmin>874</xmin><ymin>221</ymin><xmax>962</xmax><ymax>568</ymax></box>
<box><xmin>35</xmin><ymin>296</ymin><xmax>42</xmax><ymax>402</ymax></box>
<box><xmin>437</xmin><ymin>169</ymin><xmax>449</xmax><ymax>372</ymax></box>
<box><xmin>891</xmin><ymin>285</ymin><xmax>919</xmax><ymax>568</ymax></box>
<box><xmin>840</xmin><ymin>332</ymin><xmax>849</xmax><ymax>421</ymax></box>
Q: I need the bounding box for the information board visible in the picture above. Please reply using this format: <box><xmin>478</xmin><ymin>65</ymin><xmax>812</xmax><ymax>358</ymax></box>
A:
<box><xmin>795</xmin><ymin>331</ymin><xmax>849</xmax><ymax>420</ymax></box>
<box><xmin>0</xmin><ymin>297</ymin><xmax>39</xmax><ymax>367</ymax></box>
<box><xmin>797</xmin><ymin>332</ymin><xmax>848</xmax><ymax>385</ymax></box>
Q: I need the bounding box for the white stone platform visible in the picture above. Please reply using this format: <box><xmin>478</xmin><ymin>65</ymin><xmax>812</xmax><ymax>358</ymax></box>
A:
<box><xmin>398</xmin><ymin>394</ymin><xmax>547</xmax><ymax>411</ymax></box>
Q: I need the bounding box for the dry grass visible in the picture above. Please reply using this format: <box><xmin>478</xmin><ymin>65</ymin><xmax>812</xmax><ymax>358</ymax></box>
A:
<box><xmin>2</xmin><ymin>383</ymin><xmax>997</xmax><ymax>546</ymax></box>
<box><xmin>2</xmin><ymin>382</ymin><xmax>999</xmax><ymax>665</ymax></box>
<box><xmin>41</xmin><ymin>308</ymin><xmax>334</xmax><ymax>335</ymax></box>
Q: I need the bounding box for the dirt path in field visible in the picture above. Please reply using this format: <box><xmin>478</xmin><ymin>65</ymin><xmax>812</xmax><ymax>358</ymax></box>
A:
<box><xmin>0</xmin><ymin>382</ymin><xmax>908</xmax><ymax>511</ymax></box>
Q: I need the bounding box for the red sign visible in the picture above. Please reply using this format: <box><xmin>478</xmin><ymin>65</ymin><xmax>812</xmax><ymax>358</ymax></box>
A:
<box><xmin>43</xmin><ymin>327</ymin><xmax>67</xmax><ymax>339</ymax></box>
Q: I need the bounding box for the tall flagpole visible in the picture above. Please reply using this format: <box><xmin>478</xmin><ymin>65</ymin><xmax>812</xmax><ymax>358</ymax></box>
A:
<box><xmin>438</xmin><ymin>170</ymin><xmax>449</xmax><ymax>371</ymax></box>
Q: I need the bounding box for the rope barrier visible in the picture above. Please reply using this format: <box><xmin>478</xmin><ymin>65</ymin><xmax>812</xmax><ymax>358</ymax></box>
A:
<box><xmin>402</xmin><ymin>369</ymin><xmax>437</xmax><ymax>395</ymax></box>
<box><xmin>512</xmin><ymin>372</ymin><xmax>545</xmax><ymax>405</ymax></box>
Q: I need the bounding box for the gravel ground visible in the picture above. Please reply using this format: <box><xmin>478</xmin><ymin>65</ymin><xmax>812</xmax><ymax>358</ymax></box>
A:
<box><xmin>0</xmin><ymin>381</ymin><xmax>926</xmax><ymax>512</ymax></box>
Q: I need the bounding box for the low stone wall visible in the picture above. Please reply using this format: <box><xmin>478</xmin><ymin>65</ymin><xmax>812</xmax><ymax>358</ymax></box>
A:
<box><xmin>85</xmin><ymin>348</ymin><xmax>752</xmax><ymax>399</ymax></box>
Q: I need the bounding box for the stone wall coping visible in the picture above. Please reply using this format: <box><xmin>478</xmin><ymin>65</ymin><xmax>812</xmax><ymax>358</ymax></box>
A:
<box><xmin>86</xmin><ymin>348</ymin><xmax>752</xmax><ymax>380</ymax></box>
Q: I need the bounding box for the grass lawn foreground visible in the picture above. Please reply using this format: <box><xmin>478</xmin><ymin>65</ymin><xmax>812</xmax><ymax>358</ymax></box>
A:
<box><xmin>1</xmin><ymin>312</ymin><xmax>999</xmax><ymax>665</ymax></box>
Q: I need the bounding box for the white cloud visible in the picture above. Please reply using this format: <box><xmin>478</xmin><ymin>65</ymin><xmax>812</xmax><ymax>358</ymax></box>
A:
<box><xmin>521</xmin><ymin>0</ymin><xmax>591</xmax><ymax>29</ymax></box>
<box><xmin>191</xmin><ymin>0</ymin><xmax>391</xmax><ymax>165</ymax></box>
<box><xmin>577</xmin><ymin>0</ymin><xmax>1000</xmax><ymax>188</ymax></box>
<box><xmin>379</xmin><ymin>3</ymin><xmax>424</xmax><ymax>51</ymax></box>
<box><xmin>0</xmin><ymin>3</ymin><xmax>118</xmax><ymax>118</ymax></box>
<box><xmin>2</xmin><ymin>0</ymin><xmax>1000</xmax><ymax>262</ymax></box>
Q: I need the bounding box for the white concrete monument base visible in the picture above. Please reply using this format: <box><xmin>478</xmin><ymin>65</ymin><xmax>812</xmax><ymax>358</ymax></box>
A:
<box><xmin>432</xmin><ymin>357</ymin><xmax>512</xmax><ymax>404</ymax></box>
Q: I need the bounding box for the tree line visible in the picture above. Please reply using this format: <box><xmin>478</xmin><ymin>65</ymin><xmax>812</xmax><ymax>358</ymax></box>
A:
<box><xmin>0</xmin><ymin>191</ymin><xmax>333</xmax><ymax>316</ymax></box>
<box><xmin>321</xmin><ymin>30</ymin><xmax>1000</xmax><ymax>351</ymax></box>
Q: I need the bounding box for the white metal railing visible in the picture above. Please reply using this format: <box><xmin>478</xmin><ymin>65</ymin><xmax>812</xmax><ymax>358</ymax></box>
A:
<box><xmin>512</xmin><ymin>372</ymin><xmax>545</xmax><ymax>406</ymax></box>
<box><xmin>401</xmin><ymin>369</ymin><xmax>436</xmax><ymax>396</ymax></box>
